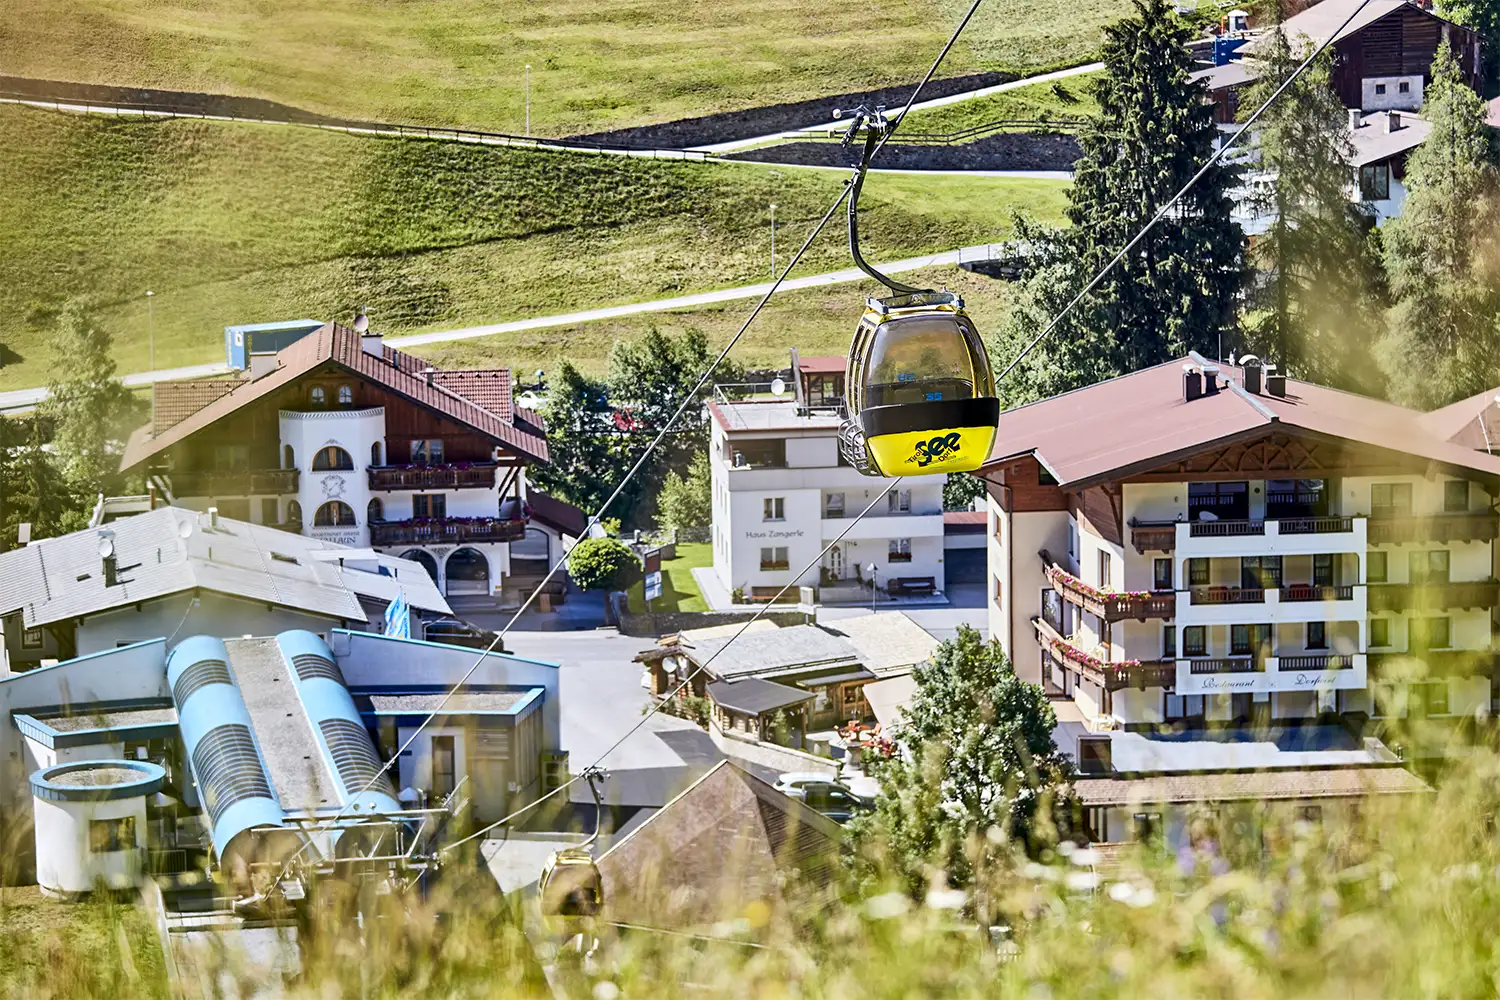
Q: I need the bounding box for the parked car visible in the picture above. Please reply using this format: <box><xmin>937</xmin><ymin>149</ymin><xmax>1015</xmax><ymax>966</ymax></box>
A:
<box><xmin>423</xmin><ymin>617</ymin><xmax>506</xmax><ymax>653</ymax></box>
<box><xmin>774</xmin><ymin>772</ymin><xmax>874</xmax><ymax>813</ymax></box>
<box><xmin>800</xmin><ymin>784</ymin><xmax>872</xmax><ymax>824</ymax></box>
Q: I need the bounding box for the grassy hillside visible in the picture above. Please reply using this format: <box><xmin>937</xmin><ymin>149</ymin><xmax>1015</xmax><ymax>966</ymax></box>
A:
<box><xmin>414</xmin><ymin>264</ymin><xmax>1021</xmax><ymax>378</ymax></box>
<box><xmin>0</xmin><ymin>106</ymin><xmax>1068</xmax><ymax>390</ymax></box>
<box><xmin>0</xmin><ymin>0</ymin><xmax>1128</xmax><ymax>135</ymax></box>
<box><xmin>899</xmin><ymin>71</ymin><xmax>1102</xmax><ymax>135</ymax></box>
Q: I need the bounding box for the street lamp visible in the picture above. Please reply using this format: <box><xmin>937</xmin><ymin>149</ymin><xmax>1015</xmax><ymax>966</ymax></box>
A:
<box><xmin>145</xmin><ymin>290</ymin><xmax>155</xmax><ymax>371</ymax></box>
<box><xmin>769</xmin><ymin>203</ymin><xmax>777</xmax><ymax>278</ymax></box>
<box><xmin>525</xmin><ymin>64</ymin><xmax>532</xmax><ymax>137</ymax></box>
<box><xmin>867</xmin><ymin>562</ymin><xmax>878</xmax><ymax>611</ymax></box>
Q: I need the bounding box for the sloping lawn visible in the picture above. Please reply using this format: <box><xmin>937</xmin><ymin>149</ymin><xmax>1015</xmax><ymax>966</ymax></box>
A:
<box><xmin>628</xmin><ymin>542</ymin><xmax>712</xmax><ymax>614</ymax></box>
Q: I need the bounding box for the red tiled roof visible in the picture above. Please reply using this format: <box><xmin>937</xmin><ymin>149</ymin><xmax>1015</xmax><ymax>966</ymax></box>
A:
<box><xmin>121</xmin><ymin>323</ymin><xmax>547</xmax><ymax>470</ymax></box>
<box><xmin>797</xmin><ymin>355</ymin><xmax>846</xmax><ymax>374</ymax></box>
<box><xmin>982</xmin><ymin>356</ymin><xmax>1500</xmax><ymax>488</ymax></box>
<box><xmin>430</xmin><ymin>370</ymin><xmax>513</xmax><ymax>422</ymax></box>
<box><xmin>152</xmin><ymin>376</ymin><xmax>248</xmax><ymax>434</ymax></box>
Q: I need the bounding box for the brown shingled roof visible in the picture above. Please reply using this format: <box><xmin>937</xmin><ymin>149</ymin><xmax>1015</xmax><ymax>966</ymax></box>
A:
<box><xmin>430</xmin><ymin>370</ymin><xmax>513</xmax><ymax>422</ymax></box>
<box><xmin>121</xmin><ymin>323</ymin><xmax>547</xmax><ymax>471</ymax></box>
<box><xmin>527</xmin><ymin>489</ymin><xmax>588</xmax><ymax>538</ymax></box>
<box><xmin>1072</xmin><ymin>765</ymin><xmax>1430</xmax><ymax>807</ymax></box>
<box><xmin>1420</xmin><ymin>385</ymin><xmax>1500</xmax><ymax>451</ymax></box>
<box><xmin>152</xmin><ymin>375</ymin><xmax>248</xmax><ymax>434</ymax></box>
<box><xmin>983</xmin><ymin>356</ymin><xmax>1500</xmax><ymax>488</ymax></box>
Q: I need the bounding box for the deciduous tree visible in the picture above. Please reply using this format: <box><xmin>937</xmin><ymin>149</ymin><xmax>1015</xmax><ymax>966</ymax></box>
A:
<box><xmin>656</xmin><ymin>450</ymin><xmax>711</xmax><ymax>532</ymax></box>
<box><xmin>567</xmin><ymin>536</ymin><xmax>639</xmax><ymax>592</ymax></box>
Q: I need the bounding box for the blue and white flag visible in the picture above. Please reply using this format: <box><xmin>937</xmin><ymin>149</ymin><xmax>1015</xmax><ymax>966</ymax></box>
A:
<box><xmin>384</xmin><ymin>589</ymin><xmax>411</xmax><ymax>639</ymax></box>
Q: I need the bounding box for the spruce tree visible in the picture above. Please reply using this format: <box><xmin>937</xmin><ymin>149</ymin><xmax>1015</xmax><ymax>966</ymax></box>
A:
<box><xmin>1377</xmin><ymin>44</ymin><xmax>1500</xmax><ymax>407</ymax></box>
<box><xmin>1238</xmin><ymin>25</ymin><xmax>1384</xmax><ymax>388</ymax></box>
<box><xmin>999</xmin><ymin>0</ymin><xmax>1244</xmax><ymax>403</ymax></box>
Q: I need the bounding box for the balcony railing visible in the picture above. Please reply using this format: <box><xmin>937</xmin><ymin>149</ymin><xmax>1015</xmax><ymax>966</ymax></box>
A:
<box><xmin>370</xmin><ymin>515</ymin><xmax>528</xmax><ymax>546</ymax></box>
<box><xmin>1043</xmin><ymin>559</ymin><xmax>1174</xmax><ymax>622</ymax></box>
<box><xmin>168</xmin><ymin>468</ymin><xmax>299</xmax><ymax>497</ymax></box>
<box><xmin>822</xmin><ymin>506</ymin><xmax>942</xmax><ymax>519</ymax></box>
<box><xmin>1188</xmin><ymin>516</ymin><xmax>1354</xmax><ymax>538</ymax></box>
<box><xmin>1188</xmin><ymin>657</ymin><xmax>1263</xmax><ymax>675</ymax></box>
<box><xmin>1278</xmin><ymin>654</ymin><xmax>1355</xmax><ymax>671</ymax></box>
<box><xmin>368</xmin><ymin>464</ymin><xmax>498</xmax><ymax>491</ymax></box>
<box><xmin>1279</xmin><ymin>583</ymin><xmax>1354</xmax><ymax>602</ymax></box>
<box><xmin>1367</xmin><ymin>512</ymin><xmax>1500</xmax><ymax>545</ymax></box>
<box><xmin>1034</xmin><ymin>618</ymin><xmax>1175</xmax><ymax>691</ymax></box>
<box><xmin>1189</xmin><ymin>586</ymin><xmax>1265</xmax><ymax>605</ymax></box>
<box><xmin>1367</xmin><ymin>580</ymin><xmax>1500</xmax><ymax>612</ymax></box>
<box><xmin>1369</xmin><ymin>649</ymin><xmax>1499</xmax><ymax>676</ymax></box>
<box><xmin>1129</xmin><ymin>520</ymin><xmax>1177</xmax><ymax>554</ymax></box>
<box><xmin>1189</xmin><ymin>519</ymin><xmax>1265</xmax><ymax>538</ymax></box>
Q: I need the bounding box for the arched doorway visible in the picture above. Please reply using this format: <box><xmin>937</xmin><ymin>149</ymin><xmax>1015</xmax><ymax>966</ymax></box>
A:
<box><xmin>445</xmin><ymin>548</ymin><xmax>490</xmax><ymax>596</ymax></box>
<box><xmin>402</xmin><ymin>548</ymin><xmax>439</xmax><ymax>584</ymax></box>
<box><xmin>509</xmin><ymin>527</ymin><xmax>550</xmax><ymax>583</ymax></box>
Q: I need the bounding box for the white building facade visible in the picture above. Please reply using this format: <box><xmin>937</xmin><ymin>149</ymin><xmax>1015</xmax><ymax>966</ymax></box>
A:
<box><xmin>708</xmin><ymin>398</ymin><xmax>946</xmax><ymax>602</ymax></box>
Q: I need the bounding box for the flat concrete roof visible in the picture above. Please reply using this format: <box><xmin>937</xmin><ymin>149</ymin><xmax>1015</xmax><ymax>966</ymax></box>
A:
<box><xmin>707</xmin><ymin>399</ymin><xmax>843</xmax><ymax>434</ymax></box>
<box><xmin>40</xmin><ymin>706</ymin><xmax>178</xmax><ymax>733</ymax></box>
<box><xmin>366</xmin><ymin>689</ymin><xmax>543</xmax><ymax>716</ymax></box>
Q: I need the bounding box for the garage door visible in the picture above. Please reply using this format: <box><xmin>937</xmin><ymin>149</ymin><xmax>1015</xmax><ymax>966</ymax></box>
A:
<box><xmin>944</xmin><ymin>548</ymin><xmax>988</xmax><ymax>585</ymax></box>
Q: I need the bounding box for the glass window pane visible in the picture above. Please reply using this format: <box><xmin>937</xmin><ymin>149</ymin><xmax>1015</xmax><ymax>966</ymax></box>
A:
<box><xmin>864</xmin><ymin>315</ymin><xmax>984</xmax><ymax>407</ymax></box>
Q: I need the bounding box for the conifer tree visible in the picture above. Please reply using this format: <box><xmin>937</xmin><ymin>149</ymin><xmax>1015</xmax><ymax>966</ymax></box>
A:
<box><xmin>42</xmin><ymin>299</ymin><xmax>138</xmax><ymax>502</ymax></box>
<box><xmin>999</xmin><ymin>0</ymin><xmax>1244</xmax><ymax>403</ymax></box>
<box><xmin>1238</xmin><ymin>24</ymin><xmax>1384</xmax><ymax>388</ymax></box>
<box><xmin>1377</xmin><ymin>44</ymin><xmax>1500</xmax><ymax>407</ymax></box>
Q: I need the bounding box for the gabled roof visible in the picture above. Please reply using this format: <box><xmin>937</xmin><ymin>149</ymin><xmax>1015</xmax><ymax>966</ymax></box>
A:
<box><xmin>594</xmin><ymin>761</ymin><xmax>841</xmax><ymax>928</ymax></box>
<box><xmin>0</xmin><ymin>506</ymin><xmax>449</xmax><ymax>629</ymax></box>
<box><xmin>153</xmin><ymin>375</ymin><xmax>248</xmax><ymax>434</ymax></box>
<box><xmin>122</xmin><ymin>323</ymin><xmax>548</xmax><ymax>471</ymax></box>
<box><xmin>1419</xmin><ymin>384</ymin><xmax>1500</xmax><ymax>451</ymax></box>
<box><xmin>1257</xmin><ymin>0</ymin><xmax>1445</xmax><ymax>51</ymax></box>
<box><xmin>819</xmin><ymin>612</ymin><xmax>939</xmax><ymax>677</ymax></box>
<box><xmin>688</xmin><ymin>625</ymin><xmax>865</xmax><ymax>681</ymax></box>
<box><xmin>526</xmin><ymin>490</ymin><xmax>588</xmax><ymax>538</ymax></box>
<box><xmin>981</xmin><ymin>357</ymin><xmax>1500</xmax><ymax>489</ymax></box>
<box><xmin>1350</xmin><ymin>111</ymin><xmax>1431</xmax><ymax>166</ymax></box>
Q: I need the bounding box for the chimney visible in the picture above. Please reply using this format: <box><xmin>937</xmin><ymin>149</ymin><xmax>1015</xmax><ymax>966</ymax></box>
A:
<box><xmin>424</xmin><ymin>367</ymin><xmax>436</xmax><ymax>387</ymax></box>
<box><xmin>1349</xmin><ymin>108</ymin><xmax>1362</xmax><ymax>132</ymax></box>
<box><xmin>1183</xmin><ymin>364</ymin><xmax>1204</xmax><ymax>402</ymax></box>
<box><xmin>207</xmin><ymin>506</ymin><xmax>219</xmax><ymax>531</ymax></box>
<box><xmin>98</xmin><ymin>530</ymin><xmax>118</xmax><ymax>587</ymax></box>
<box><xmin>1386</xmin><ymin>110</ymin><xmax>1401</xmax><ymax>133</ymax></box>
<box><xmin>1202</xmin><ymin>365</ymin><xmax>1222</xmax><ymax>395</ymax></box>
<box><xmin>1242</xmin><ymin>356</ymin><xmax>1263</xmax><ymax>394</ymax></box>
<box><xmin>248</xmin><ymin>352</ymin><xmax>278</xmax><ymax>379</ymax></box>
<box><xmin>1266</xmin><ymin>366</ymin><xmax>1287</xmax><ymax>397</ymax></box>
<box><xmin>361</xmin><ymin>329</ymin><xmax>384</xmax><ymax>360</ymax></box>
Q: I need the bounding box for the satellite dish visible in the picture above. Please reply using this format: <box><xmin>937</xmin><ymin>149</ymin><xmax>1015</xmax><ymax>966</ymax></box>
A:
<box><xmin>353</xmin><ymin>306</ymin><xmax>369</xmax><ymax>334</ymax></box>
<box><xmin>770</xmin><ymin>377</ymin><xmax>787</xmax><ymax>397</ymax></box>
<box><xmin>663</xmin><ymin>660</ymin><xmax>678</xmax><ymax>675</ymax></box>
<box><xmin>178</xmin><ymin>519</ymin><xmax>194</xmax><ymax>540</ymax></box>
<box><xmin>97</xmin><ymin>532</ymin><xmax>115</xmax><ymax>559</ymax></box>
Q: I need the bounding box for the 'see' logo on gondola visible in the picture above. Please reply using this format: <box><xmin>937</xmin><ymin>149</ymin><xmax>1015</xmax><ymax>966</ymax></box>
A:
<box><xmin>909</xmin><ymin>433</ymin><xmax>962</xmax><ymax>467</ymax></box>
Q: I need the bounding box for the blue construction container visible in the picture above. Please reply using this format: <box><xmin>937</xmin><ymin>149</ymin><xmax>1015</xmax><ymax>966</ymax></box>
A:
<box><xmin>1213</xmin><ymin>36</ymin><xmax>1248</xmax><ymax>65</ymax></box>
<box><xmin>224</xmin><ymin>319</ymin><xmax>325</xmax><ymax>370</ymax></box>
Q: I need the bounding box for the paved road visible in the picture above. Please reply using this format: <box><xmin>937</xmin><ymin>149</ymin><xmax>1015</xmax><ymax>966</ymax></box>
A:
<box><xmin>0</xmin><ymin>242</ymin><xmax>992</xmax><ymax>411</ymax></box>
<box><xmin>695</xmin><ymin>62</ymin><xmax>1105</xmax><ymax>155</ymax></box>
<box><xmin>817</xmin><ymin>583</ymin><xmax>990</xmax><ymax>643</ymax></box>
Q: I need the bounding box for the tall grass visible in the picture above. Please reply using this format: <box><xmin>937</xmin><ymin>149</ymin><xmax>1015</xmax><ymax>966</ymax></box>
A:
<box><xmin>7</xmin><ymin>724</ymin><xmax>1499</xmax><ymax>998</ymax></box>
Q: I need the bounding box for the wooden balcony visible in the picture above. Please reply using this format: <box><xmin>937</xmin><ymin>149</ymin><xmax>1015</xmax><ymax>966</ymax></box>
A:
<box><xmin>1279</xmin><ymin>584</ymin><xmax>1354</xmax><ymax>602</ymax></box>
<box><xmin>1044</xmin><ymin>560</ymin><xmax>1173</xmax><ymax>622</ymax></box>
<box><xmin>1367</xmin><ymin>512</ymin><xmax>1500</xmax><ymax>545</ymax></box>
<box><xmin>369</xmin><ymin>515</ymin><xmax>527</xmax><ymax>546</ymax></box>
<box><xmin>367</xmin><ymin>464</ymin><xmax>499</xmax><ymax>491</ymax></box>
<box><xmin>1367</xmin><ymin>579</ymin><xmax>1500</xmax><ymax>612</ymax></box>
<box><xmin>1189</xmin><ymin>586</ymin><xmax>1265</xmax><ymax>605</ymax></box>
<box><xmin>168</xmin><ymin>468</ymin><xmax>299</xmax><ymax>497</ymax></box>
<box><xmin>1187</xmin><ymin>657</ymin><xmax>1263</xmax><ymax>675</ymax></box>
<box><xmin>1129</xmin><ymin>520</ymin><xmax>1177</xmax><ymax>554</ymax></box>
<box><xmin>1034</xmin><ymin>618</ymin><xmax>1175</xmax><ymax>691</ymax></box>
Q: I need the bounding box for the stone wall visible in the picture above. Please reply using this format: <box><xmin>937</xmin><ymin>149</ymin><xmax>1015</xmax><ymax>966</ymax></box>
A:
<box><xmin>709</xmin><ymin>721</ymin><xmax>840</xmax><ymax>778</ymax></box>
<box><xmin>609</xmin><ymin>592</ymin><xmax>811</xmax><ymax>637</ymax></box>
<box><xmin>728</xmin><ymin>133</ymin><xmax>1082</xmax><ymax>172</ymax></box>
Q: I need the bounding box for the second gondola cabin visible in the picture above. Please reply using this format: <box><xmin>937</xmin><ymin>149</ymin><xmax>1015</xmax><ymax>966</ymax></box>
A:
<box><xmin>845</xmin><ymin>291</ymin><xmax>999</xmax><ymax>477</ymax></box>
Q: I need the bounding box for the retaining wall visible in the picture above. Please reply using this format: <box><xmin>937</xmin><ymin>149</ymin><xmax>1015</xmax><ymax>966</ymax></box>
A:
<box><xmin>609</xmin><ymin>592</ymin><xmax>810</xmax><ymax>637</ymax></box>
<box><xmin>729</xmin><ymin>133</ymin><xmax>1082</xmax><ymax>172</ymax></box>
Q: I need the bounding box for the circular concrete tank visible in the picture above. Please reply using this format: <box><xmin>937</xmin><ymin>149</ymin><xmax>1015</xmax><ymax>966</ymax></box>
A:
<box><xmin>30</xmin><ymin>760</ymin><xmax>165</xmax><ymax>898</ymax></box>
